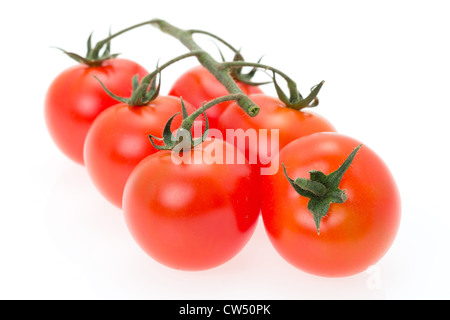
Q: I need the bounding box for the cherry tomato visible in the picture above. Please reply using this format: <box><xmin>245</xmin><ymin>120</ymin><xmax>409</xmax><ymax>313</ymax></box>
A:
<box><xmin>168</xmin><ymin>65</ymin><xmax>263</xmax><ymax>128</ymax></box>
<box><xmin>45</xmin><ymin>58</ymin><xmax>148</xmax><ymax>165</ymax></box>
<box><xmin>261</xmin><ymin>133</ymin><xmax>401</xmax><ymax>277</ymax></box>
<box><xmin>84</xmin><ymin>96</ymin><xmax>199</xmax><ymax>209</ymax></box>
<box><xmin>122</xmin><ymin>138</ymin><xmax>261</xmax><ymax>271</ymax></box>
<box><xmin>217</xmin><ymin>94</ymin><xmax>336</xmax><ymax>169</ymax></box>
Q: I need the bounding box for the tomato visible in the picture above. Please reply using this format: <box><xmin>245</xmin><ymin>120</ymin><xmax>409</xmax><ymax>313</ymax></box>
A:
<box><xmin>168</xmin><ymin>65</ymin><xmax>263</xmax><ymax>128</ymax></box>
<box><xmin>45</xmin><ymin>58</ymin><xmax>148</xmax><ymax>165</ymax></box>
<box><xmin>261</xmin><ymin>133</ymin><xmax>401</xmax><ymax>277</ymax></box>
<box><xmin>84</xmin><ymin>96</ymin><xmax>200</xmax><ymax>209</ymax></box>
<box><xmin>122</xmin><ymin>138</ymin><xmax>261</xmax><ymax>271</ymax></box>
<box><xmin>217</xmin><ymin>94</ymin><xmax>336</xmax><ymax>170</ymax></box>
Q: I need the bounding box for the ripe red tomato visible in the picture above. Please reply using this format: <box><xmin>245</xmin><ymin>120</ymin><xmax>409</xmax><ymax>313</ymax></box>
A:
<box><xmin>217</xmin><ymin>94</ymin><xmax>336</xmax><ymax>169</ymax></box>
<box><xmin>84</xmin><ymin>96</ymin><xmax>199</xmax><ymax>209</ymax></box>
<box><xmin>261</xmin><ymin>133</ymin><xmax>401</xmax><ymax>277</ymax></box>
<box><xmin>122</xmin><ymin>138</ymin><xmax>261</xmax><ymax>271</ymax></box>
<box><xmin>168</xmin><ymin>65</ymin><xmax>263</xmax><ymax>128</ymax></box>
<box><xmin>45</xmin><ymin>58</ymin><xmax>148</xmax><ymax>165</ymax></box>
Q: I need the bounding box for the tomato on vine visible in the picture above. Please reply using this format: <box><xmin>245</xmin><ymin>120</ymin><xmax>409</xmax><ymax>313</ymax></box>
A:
<box><xmin>261</xmin><ymin>133</ymin><xmax>401</xmax><ymax>277</ymax></box>
<box><xmin>122</xmin><ymin>99</ymin><xmax>260</xmax><ymax>270</ymax></box>
<box><xmin>46</xmin><ymin>18</ymin><xmax>402</xmax><ymax>277</ymax></box>
<box><xmin>84</xmin><ymin>54</ymin><xmax>202</xmax><ymax>209</ymax></box>
<box><xmin>45</xmin><ymin>35</ymin><xmax>148</xmax><ymax>165</ymax></box>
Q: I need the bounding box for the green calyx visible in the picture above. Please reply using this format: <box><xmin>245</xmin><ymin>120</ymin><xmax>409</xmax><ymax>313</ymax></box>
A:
<box><xmin>283</xmin><ymin>145</ymin><xmax>362</xmax><ymax>235</ymax></box>
<box><xmin>56</xmin><ymin>31</ymin><xmax>120</xmax><ymax>67</ymax></box>
<box><xmin>94</xmin><ymin>51</ymin><xmax>201</xmax><ymax>107</ymax></box>
<box><xmin>148</xmin><ymin>93</ymin><xmax>248</xmax><ymax>151</ymax></box>
<box><xmin>95</xmin><ymin>72</ymin><xmax>161</xmax><ymax>107</ymax></box>
<box><xmin>148</xmin><ymin>98</ymin><xmax>210</xmax><ymax>151</ymax></box>
<box><xmin>273</xmin><ymin>73</ymin><xmax>325</xmax><ymax>110</ymax></box>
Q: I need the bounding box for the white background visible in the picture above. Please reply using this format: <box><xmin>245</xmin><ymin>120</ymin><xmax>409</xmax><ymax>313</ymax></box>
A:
<box><xmin>1</xmin><ymin>0</ymin><xmax>449</xmax><ymax>300</ymax></box>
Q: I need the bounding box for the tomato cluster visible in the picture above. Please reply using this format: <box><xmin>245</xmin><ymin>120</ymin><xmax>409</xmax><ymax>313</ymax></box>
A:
<box><xmin>45</xmin><ymin>20</ymin><xmax>401</xmax><ymax>277</ymax></box>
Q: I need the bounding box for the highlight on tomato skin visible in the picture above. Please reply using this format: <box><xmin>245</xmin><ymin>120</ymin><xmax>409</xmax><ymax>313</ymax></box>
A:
<box><xmin>261</xmin><ymin>132</ymin><xmax>401</xmax><ymax>278</ymax></box>
<box><xmin>122</xmin><ymin>138</ymin><xmax>261</xmax><ymax>271</ymax></box>
<box><xmin>44</xmin><ymin>58</ymin><xmax>148</xmax><ymax>165</ymax></box>
<box><xmin>168</xmin><ymin>65</ymin><xmax>263</xmax><ymax>128</ymax></box>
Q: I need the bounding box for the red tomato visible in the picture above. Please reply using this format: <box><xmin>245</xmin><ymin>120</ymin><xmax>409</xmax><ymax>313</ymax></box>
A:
<box><xmin>84</xmin><ymin>96</ymin><xmax>199</xmax><ymax>209</ymax></box>
<box><xmin>261</xmin><ymin>133</ymin><xmax>401</xmax><ymax>277</ymax></box>
<box><xmin>45</xmin><ymin>58</ymin><xmax>148</xmax><ymax>165</ymax></box>
<box><xmin>168</xmin><ymin>66</ymin><xmax>263</xmax><ymax>128</ymax></box>
<box><xmin>122</xmin><ymin>138</ymin><xmax>261</xmax><ymax>271</ymax></box>
<box><xmin>217</xmin><ymin>94</ymin><xmax>336</xmax><ymax>169</ymax></box>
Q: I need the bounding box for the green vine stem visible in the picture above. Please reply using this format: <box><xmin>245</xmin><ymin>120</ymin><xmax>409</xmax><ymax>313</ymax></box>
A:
<box><xmin>221</xmin><ymin>61</ymin><xmax>324</xmax><ymax>110</ymax></box>
<box><xmin>188</xmin><ymin>29</ymin><xmax>266</xmax><ymax>85</ymax></box>
<box><xmin>65</xmin><ymin>18</ymin><xmax>321</xmax><ymax>115</ymax></box>
<box><xmin>57</xmin><ymin>20</ymin><xmax>160</xmax><ymax>67</ymax></box>
<box><xmin>181</xmin><ymin>93</ymin><xmax>248</xmax><ymax>131</ymax></box>
<box><xmin>150</xmin><ymin>19</ymin><xmax>322</xmax><ymax>112</ymax></box>
<box><xmin>149</xmin><ymin>19</ymin><xmax>260</xmax><ymax>118</ymax></box>
<box><xmin>221</xmin><ymin>61</ymin><xmax>297</xmax><ymax>94</ymax></box>
<box><xmin>189</xmin><ymin>29</ymin><xmax>241</xmax><ymax>55</ymax></box>
<box><xmin>84</xmin><ymin>18</ymin><xmax>260</xmax><ymax>117</ymax></box>
<box><xmin>88</xmin><ymin>20</ymin><xmax>158</xmax><ymax>60</ymax></box>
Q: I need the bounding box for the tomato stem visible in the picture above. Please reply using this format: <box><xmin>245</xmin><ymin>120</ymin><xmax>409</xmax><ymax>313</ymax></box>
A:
<box><xmin>56</xmin><ymin>19</ymin><xmax>160</xmax><ymax>67</ymax></box>
<box><xmin>181</xmin><ymin>94</ymin><xmax>248</xmax><ymax>131</ymax></box>
<box><xmin>149</xmin><ymin>19</ymin><xmax>260</xmax><ymax>118</ymax></box>
<box><xmin>86</xmin><ymin>19</ymin><xmax>260</xmax><ymax>115</ymax></box>
<box><xmin>222</xmin><ymin>61</ymin><xmax>324</xmax><ymax>110</ymax></box>
<box><xmin>220</xmin><ymin>61</ymin><xmax>297</xmax><ymax>93</ymax></box>
<box><xmin>89</xmin><ymin>20</ymin><xmax>160</xmax><ymax>61</ymax></box>
<box><xmin>189</xmin><ymin>29</ymin><xmax>241</xmax><ymax>55</ymax></box>
<box><xmin>188</xmin><ymin>30</ymin><xmax>267</xmax><ymax>86</ymax></box>
<box><xmin>69</xmin><ymin>18</ymin><xmax>323</xmax><ymax>113</ymax></box>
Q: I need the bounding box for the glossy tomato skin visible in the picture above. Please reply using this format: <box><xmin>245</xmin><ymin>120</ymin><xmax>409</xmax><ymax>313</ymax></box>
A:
<box><xmin>45</xmin><ymin>59</ymin><xmax>148</xmax><ymax>165</ymax></box>
<box><xmin>84</xmin><ymin>96</ymin><xmax>198</xmax><ymax>209</ymax></box>
<box><xmin>217</xmin><ymin>94</ymin><xmax>336</xmax><ymax>168</ymax></box>
<box><xmin>261</xmin><ymin>133</ymin><xmax>401</xmax><ymax>277</ymax></box>
<box><xmin>123</xmin><ymin>139</ymin><xmax>261</xmax><ymax>271</ymax></box>
<box><xmin>169</xmin><ymin>66</ymin><xmax>263</xmax><ymax>128</ymax></box>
